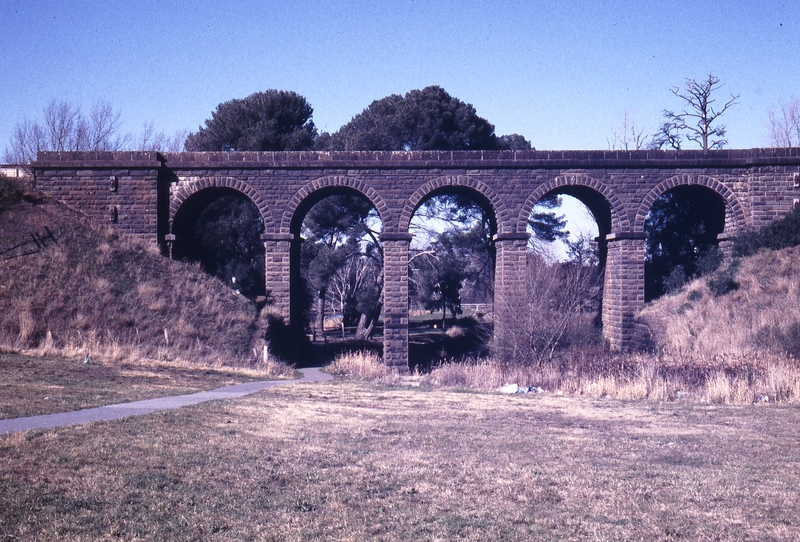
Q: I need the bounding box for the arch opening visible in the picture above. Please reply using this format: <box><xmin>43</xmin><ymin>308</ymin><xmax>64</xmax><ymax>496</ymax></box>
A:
<box><xmin>407</xmin><ymin>186</ymin><xmax>499</xmax><ymax>369</ymax></box>
<box><xmin>289</xmin><ymin>187</ymin><xmax>384</xmax><ymax>353</ymax></box>
<box><xmin>519</xmin><ymin>188</ymin><xmax>612</xmax><ymax>359</ymax></box>
<box><xmin>171</xmin><ymin>187</ymin><xmax>265</xmax><ymax>299</ymax></box>
<box><xmin>644</xmin><ymin>185</ymin><xmax>726</xmax><ymax>301</ymax></box>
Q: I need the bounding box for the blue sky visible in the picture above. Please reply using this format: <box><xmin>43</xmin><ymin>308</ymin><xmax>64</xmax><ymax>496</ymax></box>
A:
<box><xmin>1</xmin><ymin>0</ymin><xmax>799</xmax><ymax>153</ymax></box>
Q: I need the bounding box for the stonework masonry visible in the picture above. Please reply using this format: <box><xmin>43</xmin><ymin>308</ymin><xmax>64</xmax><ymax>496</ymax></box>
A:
<box><xmin>33</xmin><ymin>149</ymin><xmax>800</xmax><ymax>367</ymax></box>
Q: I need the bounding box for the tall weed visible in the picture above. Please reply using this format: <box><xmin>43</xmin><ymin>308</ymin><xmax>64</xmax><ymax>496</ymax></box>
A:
<box><xmin>416</xmin><ymin>351</ymin><xmax>800</xmax><ymax>404</ymax></box>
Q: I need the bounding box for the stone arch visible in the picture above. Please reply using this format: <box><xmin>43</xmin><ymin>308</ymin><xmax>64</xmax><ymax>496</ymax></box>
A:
<box><xmin>280</xmin><ymin>175</ymin><xmax>390</xmax><ymax>234</ymax></box>
<box><xmin>635</xmin><ymin>174</ymin><xmax>746</xmax><ymax>234</ymax></box>
<box><xmin>169</xmin><ymin>177</ymin><xmax>274</xmax><ymax>232</ymax></box>
<box><xmin>519</xmin><ymin>174</ymin><xmax>629</xmax><ymax>235</ymax></box>
<box><xmin>399</xmin><ymin>176</ymin><xmax>510</xmax><ymax>234</ymax></box>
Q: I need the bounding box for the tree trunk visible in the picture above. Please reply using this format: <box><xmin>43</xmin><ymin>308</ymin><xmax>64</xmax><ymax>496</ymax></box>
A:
<box><xmin>354</xmin><ymin>313</ymin><xmax>372</xmax><ymax>340</ymax></box>
<box><xmin>315</xmin><ymin>287</ymin><xmax>327</xmax><ymax>342</ymax></box>
<box><xmin>354</xmin><ymin>300</ymin><xmax>382</xmax><ymax>340</ymax></box>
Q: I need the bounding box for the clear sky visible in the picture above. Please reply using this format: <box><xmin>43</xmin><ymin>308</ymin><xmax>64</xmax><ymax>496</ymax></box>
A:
<box><xmin>1</xmin><ymin>0</ymin><xmax>799</xmax><ymax>153</ymax></box>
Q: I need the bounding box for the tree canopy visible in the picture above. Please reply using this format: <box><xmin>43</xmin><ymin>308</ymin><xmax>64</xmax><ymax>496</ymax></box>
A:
<box><xmin>300</xmin><ymin>194</ymin><xmax>381</xmax><ymax>340</ymax></box>
<box><xmin>192</xmin><ymin>194</ymin><xmax>266</xmax><ymax>299</ymax></box>
<box><xmin>320</xmin><ymin>86</ymin><xmax>507</xmax><ymax>151</ymax></box>
<box><xmin>644</xmin><ymin>186</ymin><xmax>725</xmax><ymax>300</ymax></box>
<box><xmin>185</xmin><ymin>90</ymin><xmax>317</xmax><ymax>151</ymax></box>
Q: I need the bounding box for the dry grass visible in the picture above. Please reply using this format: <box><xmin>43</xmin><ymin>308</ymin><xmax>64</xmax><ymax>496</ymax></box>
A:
<box><xmin>639</xmin><ymin>245</ymin><xmax>800</xmax><ymax>359</ymax></box>
<box><xmin>0</xmin><ymin>351</ymin><xmax>294</xmax><ymax>419</ymax></box>
<box><xmin>327</xmin><ymin>350</ymin><xmax>401</xmax><ymax>383</ymax></box>
<box><xmin>415</xmin><ymin>351</ymin><xmax>800</xmax><ymax>404</ymax></box>
<box><xmin>0</xmin><ymin>181</ymin><xmax>265</xmax><ymax>366</ymax></box>
<box><xmin>2</xmin><ymin>379</ymin><xmax>799</xmax><ymax>540</ymax></box>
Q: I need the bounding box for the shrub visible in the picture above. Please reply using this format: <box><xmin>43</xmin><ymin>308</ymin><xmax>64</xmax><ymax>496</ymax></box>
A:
<box><xmin>755</xmin><ymin>321</ymin><xmax>800</xmax><ymax>359</ymax></box>
<box><xmin>687</xmin><ymin>289</ymin><xmax>703</xmax><ymax>302</ymax></box>
<box><xmin>734</xmin><ymin>206</ymin><xmax>800</xmax><ymax>257</ymax></box>
<box><xmin>663</xmin><ymin>265</ymin><xmax>686</xmax><ymax>294</ymax></box>
<box><xmin>0</xmin><ymin>175</ymin><xmax>24</xmax><ymax>205</ymax></box>
<box><xmin>706</xmin><ymin>260</ymin><xmax>740</xmax><ymax>297</ymax></box>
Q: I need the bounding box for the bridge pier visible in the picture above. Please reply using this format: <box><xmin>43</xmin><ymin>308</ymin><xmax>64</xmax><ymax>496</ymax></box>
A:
<box><xmin>381</xmin><ymin>233</ymin><xmax>412</xmax><ymax>369</ymax></box>
<box><xmin>262</xmin><ymin>233</ymin><xmax>293</xmax><ymax>322</ymax></box>
<box><xmin>602</xmin><ymin>233</ymin><xmax>648</xmax><ymax>351</ymax></box>
<box><xmin>492</xmin><ymin>233</ymin><xmax>531</xmax><ymax>362</ymax></box>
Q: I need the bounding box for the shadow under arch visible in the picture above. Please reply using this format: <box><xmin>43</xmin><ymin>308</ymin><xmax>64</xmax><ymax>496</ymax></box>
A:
<box><xmin>641</xmin><ymin>181</ymin><xmax>730</xmax><ymax>301</ymax></box>
<box><xmin>170</xmin><ymin>177</ymin><xmax>273</xmax><ymax>233</ymax></box>
<box><xmin>171</xmin><ymin>186</ymin><xmax>266</xmax><ymax>298</ymax></box>
<box><xmin>635</xmin><ymin>174</ymin><xmax>746</xmax><ymax>235</ymax></box>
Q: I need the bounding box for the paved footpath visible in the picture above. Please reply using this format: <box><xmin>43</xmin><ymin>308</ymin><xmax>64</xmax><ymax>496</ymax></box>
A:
<box><xmin>0</xmin><ymin>367</ymin><xmax>333</xmax><ymax>436</ymax></box>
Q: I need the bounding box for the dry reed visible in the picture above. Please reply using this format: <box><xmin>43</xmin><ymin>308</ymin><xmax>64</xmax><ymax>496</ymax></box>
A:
<box><xmin>415</xmin><ymin>350</ymin><xmax>800</xmax><ymax>404</ymax></box>
<box><xmin>327</xmin><ymin>350</ymin><xmax>400</xmax><ymax>383</ymax></box>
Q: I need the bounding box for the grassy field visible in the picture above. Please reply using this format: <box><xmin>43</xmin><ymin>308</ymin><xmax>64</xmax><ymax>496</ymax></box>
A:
<box><xmin>2</xmin><ymin>377</ymin><xmax>799</xmax><ymax>540</ymax></box>
<box><xmin>0</xmin><ymin>352</ymin><xmax>289</xmax><ymax>420</ymax></box>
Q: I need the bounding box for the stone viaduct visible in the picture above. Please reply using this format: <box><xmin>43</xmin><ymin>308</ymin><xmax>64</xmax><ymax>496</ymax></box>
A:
<box><xmin>33</xmin><ymin>149</ymin><xmax>800</xmax><ymax>367</ymax></box>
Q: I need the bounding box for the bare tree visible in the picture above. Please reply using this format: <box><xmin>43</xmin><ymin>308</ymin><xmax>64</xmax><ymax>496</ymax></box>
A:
<box><xmin>4</xmin><ymin>118</ymin><xmax>46</xmax><ymax>165</ymax></box>
<box><xmin>768</xmin><ymin>97</ymin><xmax>800</xmax><ymax>147</ymax></box>
<box><xmin>4</xmin><ymin>99</ymin><xmax>188</xmax><ymax>165</ymax></box>
<box><xmin>4</xmin><ymin>99</ymin><xmax>130</xmax><ymax>165</ymax></box>
<box><xmin>43</xmin><ymin>100</ymin><xmax>85</xmax><ymax>151</ymax></box>
<box><xmin>609</xmin><ymin>111</ymin><xmax>649</xmax><ymax>151</ymax></box>
<box><xmin>135</xmin><ymin>121</ymin><xmax>188</xmax><ymax>151</ymax></box>
<box><xmin>493</xmin><ymin>241</ymin><xmax>602</xmax><ymax>365</ymax></box>
<box><xmin>87</xmin><ymin>100</ymin><xmax>128</xmax><ymax>151</ymax></box>
<box><xmin>650</xmin><ymin>74</ymin><xmax>739</xmax><ymax>151</ymax></box>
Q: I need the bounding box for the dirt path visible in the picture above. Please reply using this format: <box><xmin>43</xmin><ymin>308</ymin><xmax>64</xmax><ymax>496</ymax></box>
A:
<box><xmin>0</xmin><ymin>367</ymin><xmax>332</xmax><ymax>435</ymax></box>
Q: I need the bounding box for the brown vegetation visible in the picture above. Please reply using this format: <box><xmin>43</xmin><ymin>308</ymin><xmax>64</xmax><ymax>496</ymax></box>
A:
<box><xmin>2</xmin><ymin>379</ymin><xmax>799</xmax><ymax>540</ymax></box>
<box><xmin>639</xmin><ymin>245</ymin><xmax>800</xmax><ymax>359</ymax></box>
<box><xmin>327</xmin><ymin>350</ymin><xmax>399</xmax><ymax>383</ymax></box>
<box><xmin>331</xmin><ymin>349</ymin><xmax>800</xmax><ymax>404</ymax></box>
<box><xmin>0</xmin><ymin>175</ymin><xmax>282</xmax><ymax>369</ymax></box>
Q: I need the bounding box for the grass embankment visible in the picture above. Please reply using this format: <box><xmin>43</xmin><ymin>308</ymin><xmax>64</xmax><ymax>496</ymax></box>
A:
<box><xmin>639</xmin><ymin>245</ymin><xmax>800</xmax><ymax>359</ymax></box>
<box><xmin>2</xmin><ymin>379</ymin><xmax>799</xmax><ymax>540</ymax></box>
<box><xmin>0</xmin><ymin>175</ymin><xmax>289</xmax><ymax>372</ymax></box>
<box><xmin>0</xmin><ymin>351</ymin><xmax>280</xmax><ymax>419</ymax></box>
